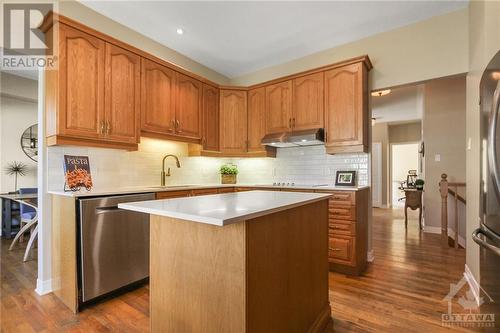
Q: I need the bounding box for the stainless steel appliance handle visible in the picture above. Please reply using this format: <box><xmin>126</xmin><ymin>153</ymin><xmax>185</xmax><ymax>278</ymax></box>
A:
<box><xmin>95</xmin><ymin>206</ymin><xmax>122</xmax><ymax>213</ymax></box>
<box><xmin>472</xmin><ymin>225</ymin><xmax>500</xmax><ymax>257</ymax></box>
<box><xmin>488</xmin><ymin>81</ymin><xmax>500</xmax><ymax>197</ymax></box>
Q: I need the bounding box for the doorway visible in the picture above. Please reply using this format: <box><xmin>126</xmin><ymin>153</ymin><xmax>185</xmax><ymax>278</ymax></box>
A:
<box><xmin>391</xmin><ymin>142</ymin><xmax>419</xmax><ymax>207</ymax></box>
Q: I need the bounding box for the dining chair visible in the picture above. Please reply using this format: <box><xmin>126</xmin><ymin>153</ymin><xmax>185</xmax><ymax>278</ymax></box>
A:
<box><xmin>9</xmin><ymin>188</ymin><xmax>38</xmax><ymax>262</ymax></box>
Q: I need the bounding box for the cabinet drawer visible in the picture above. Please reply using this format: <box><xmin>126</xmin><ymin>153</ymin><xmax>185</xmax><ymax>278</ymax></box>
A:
<box><xmin>329</xmin><ymin>191</ymin><xmax>355</xmax><ymax>206</ymax></box>
<box><xmin>156</xmin><ymin>190</ymin><xmax>191</xmax><ymax>199</ymax></box>
<box><xmin>218</xmin><ymin>187</ymin><xmax>235</xmax><ymax>193</ymax></box>
<box><xmin>329</xmin><ymin>206</ymin><xmax>356</xmax><ymax>221</ymax></box>
<box><xmin>329</xmin><ymin>221</ymin><xmax>355</xmax><ymax>236</ymax></box>
<box><xmin>192</xmin><ymin>188</ymin><xmax>219</xmax><ymax>196</ymax></box>
<box><xmin>329</xmin><ymin>236</ymin><xmax>355</xmax><ymax>264</ymax></box>
<box><xmin>235</xmin><ymin>187</ymin><xmax>254</xmax><ymax>192</ymax></box>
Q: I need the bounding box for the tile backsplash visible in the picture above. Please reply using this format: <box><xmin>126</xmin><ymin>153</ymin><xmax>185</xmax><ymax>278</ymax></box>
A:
<box><xmin>47</xmin><ymin>138</ymin><xmax>368</xmax><ymax>191</ymax></box>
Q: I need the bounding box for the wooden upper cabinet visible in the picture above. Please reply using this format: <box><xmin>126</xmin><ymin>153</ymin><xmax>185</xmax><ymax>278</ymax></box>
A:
<box><xmin>141</xmin><ymin>58</ymin><xmax>176</xmax><ymax>135</ymax></box>
<box><xmin>58</xmin><ymin>24</ymin><xmax>105</xmax><ymax>139</ymax></box>
<box><xmin>247</xmin><ymin>87</ymin><xmax>266</xmax><ymax>152</ymax></box>
<box><xmin>324</xmin><ymin>62</ymin><xmax>368</xmax><ymax>153</ymax></box>
<box><xmin>292</xmin><ymin>72</ymin><xmax>324</xmax><ymax>130</ymax></box>
<box><xmin>265</xmin><ymin>80</ymin><xmax>292</xmax><ymax>134</ymax></box>
<box><xmin>202</xmin><ymin>84</ymin><xmax>219</xmax><ymax>151</ymax></box>
<box><xmin>176</xmin><ymin>73</ymin><xmax>202</xmax><ymax>140</ymax></box>
<box><xmin>104</xmin><ymin>43</ymin><xmax>141</xmax><ymax>143</ymax></box>
<box><xmin>220</xmin><ymin>90</ymin><xmax>248</xmax><ymax>153</ymax></box>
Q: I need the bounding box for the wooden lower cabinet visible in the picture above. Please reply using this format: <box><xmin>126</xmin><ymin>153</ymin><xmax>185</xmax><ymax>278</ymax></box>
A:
<box><xmin>275</xmin><ymin>187</ymin><xmax>368</xmax><ymax>275</ymax></box>
<box><xmin>323</xmin><ymin>188</ymin><xmax>369</xmax><ymax>275</ymax></box>
<box><xmin>156</xmin><ymin>190</ymin><xmax>191</xmax><ymax>199</ymax></box>
<box><xmin>191</xmin><ymin>188</ymin><xmax>219</xmax><ymax>196</ymax></box>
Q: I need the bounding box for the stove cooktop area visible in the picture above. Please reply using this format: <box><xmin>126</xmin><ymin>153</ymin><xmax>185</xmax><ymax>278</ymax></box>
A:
<box><xmin>269</xmin><ymin>182</ymin><xmax>329</xmax><ymax>187</ymax></box>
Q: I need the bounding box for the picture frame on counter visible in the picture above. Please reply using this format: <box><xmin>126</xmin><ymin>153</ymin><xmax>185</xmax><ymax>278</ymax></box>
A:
<box><xmin>335</xmin><ymin>171</ymin><xmax>356</xmax><ymax>187</ymax></box>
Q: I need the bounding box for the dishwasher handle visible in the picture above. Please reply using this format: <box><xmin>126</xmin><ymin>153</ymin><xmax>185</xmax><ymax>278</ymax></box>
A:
<box><xmin>472</xmin><ymin>224</ymin><xmax>500</xmax><ymax>257</ymax></box>
<box><xmin>95</xmin><ymin>206</ymin><xmax>122</xmax><ymax>213</ymax></box>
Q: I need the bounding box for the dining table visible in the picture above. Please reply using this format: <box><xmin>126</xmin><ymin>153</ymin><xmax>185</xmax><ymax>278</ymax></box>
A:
<box><xmin>1</xmin><ymin>192</ymin><xmax>38</xmax><ymax>238</ymax></box>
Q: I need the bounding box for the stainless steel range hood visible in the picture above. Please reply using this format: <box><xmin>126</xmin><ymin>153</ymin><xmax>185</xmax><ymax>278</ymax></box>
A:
<box><xmin>261</xmin><ymin>128</ymin><xmax>324</xmax><ymax>148</ymax></box>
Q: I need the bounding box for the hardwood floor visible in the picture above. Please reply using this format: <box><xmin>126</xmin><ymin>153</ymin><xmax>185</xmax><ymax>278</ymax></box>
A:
<box><xmin>1</xmin><ymin>208</ymin><xmax>482</xmax><ymax>332</ymax></box>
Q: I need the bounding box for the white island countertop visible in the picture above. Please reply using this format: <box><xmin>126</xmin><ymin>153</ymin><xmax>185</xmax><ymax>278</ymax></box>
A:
<box><xmin>118</xmin><ymin>190</ymin><xmax>332</xmax><ymax>226</ymax></box>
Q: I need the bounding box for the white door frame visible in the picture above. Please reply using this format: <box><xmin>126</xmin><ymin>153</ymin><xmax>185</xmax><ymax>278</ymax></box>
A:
<box><xmin>371</xmin><ymin>142</ymin><xmax>383</xmax><ymax>207</ymax></box>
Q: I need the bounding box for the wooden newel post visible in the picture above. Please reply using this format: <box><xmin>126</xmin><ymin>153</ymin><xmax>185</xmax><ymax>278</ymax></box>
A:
<box><xmin>439</xmin><ymin>173</ymin><xmax>449</xmax><ymax>242</ymax></box>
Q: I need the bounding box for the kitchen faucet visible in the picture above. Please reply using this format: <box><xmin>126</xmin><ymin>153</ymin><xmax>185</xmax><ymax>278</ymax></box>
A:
<box><xmin>161</xmin><ymin>154</ymin><xmax>181</xmax><ymax>186</ymax></box>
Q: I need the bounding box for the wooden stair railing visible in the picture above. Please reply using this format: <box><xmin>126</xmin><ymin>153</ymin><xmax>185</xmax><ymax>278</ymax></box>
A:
<box><xmin>439</xmin><ymin>173</ymin><xmax>466</xmax><ymax>248</ymax></box>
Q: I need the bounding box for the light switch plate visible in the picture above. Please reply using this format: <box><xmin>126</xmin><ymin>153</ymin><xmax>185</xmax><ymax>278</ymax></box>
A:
<box><xmin>467</xmin><ymin>137</ymin><xmax>472</xmax><ymax>150</ymax></box>
<box><xmin>434</xmin><ymin>154</ymin><xmax>441</xmax><ymax>162</ymax></box>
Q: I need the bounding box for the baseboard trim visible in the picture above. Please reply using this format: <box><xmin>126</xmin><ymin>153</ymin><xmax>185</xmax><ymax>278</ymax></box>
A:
<box><xmin>464</xmin><ymin>264</ymin><xmax>480</xmax><ymax>306</ymax></box>
<box><xmin>35</xmin><ymin>278</ymin><xmax>53</xmax><ymax>295</ymax></box>
<box><xmin>423</xmin><ymin>226</ymin><xmax>466</xmax><ymax>247</ymax></box>
<box><xmin>367</xmin><ymin>249</ymin><xmax>375</xmax><ymax>262</ymax></box>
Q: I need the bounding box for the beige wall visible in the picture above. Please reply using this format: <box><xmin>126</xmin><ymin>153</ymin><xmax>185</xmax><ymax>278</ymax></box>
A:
<box><xmin>1</xmin><ymin>72</ymin><xmax>38</xmax><ymax>101</ymax></box>
<box><xmin>57</xmin><ymin>0</ymin><xmax>230</xmax><ymax>85</ymax></box>
<box><xmin>372</xmin><ymin>123</ymin><xmax>389</xmax><ymax>206</ymax></box>
<box><xmin>230</xmin><ymin>9</ymin><xmax>468</xmax><ymax>90</ymax></box>
<box><xmin>423</xmin><ymin>76</ymin><xmax>466</xmax><ymax>231</ymax></box>
<box><xmin>389</xmin><ymin>122</ymin><xmax>422</xmax><ymax>144</ymax></box>
<box><xmin>0</xmin><ymin>73</ymin><xmax>39</xmax><ymax>194</ymax></box>
<box><xmin>466</xmin><ymin>0</ymin><xmax>500</xmax><ymax>282</ymax></box>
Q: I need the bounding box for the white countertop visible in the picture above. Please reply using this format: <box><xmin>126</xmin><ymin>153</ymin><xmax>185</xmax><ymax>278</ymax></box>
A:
<box><xmin>118</xmin><ymin>190</ymin><xmax>332</xmax><ymax>226</ymax></box>
<box><xmin>48</xmin><ymin>184</ymin><xmax>369</xmax><ymax>197</ymax></box>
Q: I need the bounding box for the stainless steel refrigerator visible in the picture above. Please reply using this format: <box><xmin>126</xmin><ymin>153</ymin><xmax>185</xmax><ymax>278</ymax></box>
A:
<box><xmin>475</xmin><ymin>50</ymin><xmax>500</xmax><ymax>325</ymax></box>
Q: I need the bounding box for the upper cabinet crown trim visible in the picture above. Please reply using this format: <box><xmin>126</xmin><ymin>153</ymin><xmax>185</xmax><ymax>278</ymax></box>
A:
<box><xmin>41</xmin><ymin>12</ymin><xmax>371</xmax><ymax>92</ymax></box>
<box><xmin>40</xmin><ymin>12</ymin><xmax>223</xmax><ymax>88</ymax></box>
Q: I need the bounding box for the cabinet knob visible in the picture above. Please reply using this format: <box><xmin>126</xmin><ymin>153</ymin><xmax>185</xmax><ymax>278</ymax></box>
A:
<box><xmin>176</xmin><ymin>119</ymin><xmax>181</xmax><ymax>132</ymax></box>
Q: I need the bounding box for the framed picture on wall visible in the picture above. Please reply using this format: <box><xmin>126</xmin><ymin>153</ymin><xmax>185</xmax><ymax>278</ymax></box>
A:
<box><xmin>335</xmin><ymin>171</ymin><xmax>356</xmax><ymax>187</ymax></box>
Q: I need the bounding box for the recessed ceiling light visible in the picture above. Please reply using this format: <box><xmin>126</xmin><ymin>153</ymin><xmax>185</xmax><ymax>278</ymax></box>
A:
<box><xmin>301</xmin><ymin>139</ymin><xmax>307</xmax><ymax>142</ymax></box>
<box><xmin>371</xmin><ymin>89</ymin><xmax>391</xmax><ymax>97</ymax></box>
<box><xmin>176</xmin><ymin>28</ymin><xmax>184</xmax><ymax>35</ymax></box>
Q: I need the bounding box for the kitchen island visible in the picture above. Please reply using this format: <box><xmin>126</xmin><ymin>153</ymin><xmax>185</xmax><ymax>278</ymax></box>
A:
<box><xmin>119</xmin><ymin>190</ymin><xmax>332</xmax><ymax>333</ymax></box>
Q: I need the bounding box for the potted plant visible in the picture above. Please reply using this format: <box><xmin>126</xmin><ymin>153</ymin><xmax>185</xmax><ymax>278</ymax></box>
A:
<box><xmin>415</xmin><ymin>179</ymin><xmax>425</xmax><ymax>190</ymax></box>
<box><xmin>220</xmin><ymin>164</ymin><xmax>238</xmax><ymax>184</ymax></box>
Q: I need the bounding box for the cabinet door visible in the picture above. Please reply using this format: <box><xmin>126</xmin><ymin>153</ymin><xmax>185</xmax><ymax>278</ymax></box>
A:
<box><xmin>265</xmin><ymin>80</ymin><xmax>292</xmax><ymax>134</ymax></box>
<box><xmin>202</xmin><ymin>84</ymin><xmax>219</xmax><ymax>151</ymax></box>
<box><xmin>58</xmin><ymin>24</ymin><xmax>105</xmax><ymax>139</ymax></box>
<box><xmin>220</xmin><ymin>90</ymin><xmax>247</xmax><ymax>153</ymax></box>
<box><xmin>176</xmin><ymin>73</ymin><xmax>202</xmax><ymax>139</ymax></box>
<box><xmin>292</xmin><ymin>72</ymin><xmax>324</xmax><ymax>130</ymax></box>
<box><xmin>141</xmin><ymin>58</ymin><xmax>176</xmax><ymax>134</ymax></box>
<box><xmin>247</xmin><ymin>87</ymin><xmax>266</xmax><ymax>152</ymax></box>
<box><xmin>104</xmin><ymin>43</ymin><xmax>140</xmax><ymax>143</ymax></box>
<box><xmin>324</xmin><ymin>63</ymin><xmax>367</xmax><ymax>151</ymax></box>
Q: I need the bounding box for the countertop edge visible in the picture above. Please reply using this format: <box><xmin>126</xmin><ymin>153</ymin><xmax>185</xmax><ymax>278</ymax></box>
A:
<box><xmin>118</xmin><ymin>192</ymin><xmax>332</xmax><ymax>226</ymax></box>
<box><xmin>48</xmin><ymin>184</ymin><xmax>369</xmax><ymax>198</ymax></box>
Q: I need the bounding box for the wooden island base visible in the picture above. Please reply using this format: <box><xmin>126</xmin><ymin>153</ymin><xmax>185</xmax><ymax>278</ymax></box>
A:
<box><xmin>150</xmin><ymin>200</ymin><xmax>331</xmax><ymax>333</ymax></box>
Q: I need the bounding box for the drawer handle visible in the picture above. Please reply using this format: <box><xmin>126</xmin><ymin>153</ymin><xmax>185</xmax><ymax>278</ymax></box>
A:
<box><xmin>331</xmin><ymin>226</ymin><xmax>342</xmax><ymax>229</ymax></box>
<box><xmin>329</xmin><ymin>248</ymin><xmax>342</xmax><ymax>251</ymax></box>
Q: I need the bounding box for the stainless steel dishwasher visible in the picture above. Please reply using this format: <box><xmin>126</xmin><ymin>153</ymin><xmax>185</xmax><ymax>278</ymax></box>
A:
<box><xmin>78</xmin><ymin>193</ymin><xmax>154</xmax><ymax>303</ymax></box>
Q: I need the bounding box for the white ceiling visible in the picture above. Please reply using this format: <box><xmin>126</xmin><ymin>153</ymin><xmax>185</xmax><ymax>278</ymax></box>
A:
<box><xmin>371</xmin><ymin>84</ymin><xmax>424</xmax><ymax>124</ymax></box>
<box><xmin>80</xmin><ymin>0</ymin><xmax>468</xmax><ymax>79</ymax></box>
